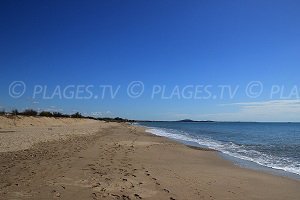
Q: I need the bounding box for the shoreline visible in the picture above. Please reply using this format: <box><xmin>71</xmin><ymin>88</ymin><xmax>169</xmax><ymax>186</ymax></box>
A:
<box><xmin>177</xmin><ymin>137</ymin><xmax>300</xmax><ymax>181</ymax></box>
<box><xmin>141</xmin><ymin>124</ymin><xmax>300</xmax><ymax>181</ymax></box>
<box><xmin>1</xmin><ymin>117</ymin><xmax>300</xmax><ymax>199</ymax></box>
<box><xmin>185</xmin><ymin>139</ymin><xmax>300</xmax><ymax>181</ymax></box>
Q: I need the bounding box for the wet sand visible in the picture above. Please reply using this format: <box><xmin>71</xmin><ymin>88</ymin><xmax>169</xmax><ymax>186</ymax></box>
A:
<box><xmin>0</xmin><ymin>117</ymin><xmax>300</xmax><ymax>199</ymax></box>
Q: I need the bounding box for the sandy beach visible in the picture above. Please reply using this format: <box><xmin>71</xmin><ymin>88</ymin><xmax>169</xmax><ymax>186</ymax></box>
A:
<box><xmin>0</xmin><ymin>116</ymin><xmax>300</xmax><ymax>200</ymax></box>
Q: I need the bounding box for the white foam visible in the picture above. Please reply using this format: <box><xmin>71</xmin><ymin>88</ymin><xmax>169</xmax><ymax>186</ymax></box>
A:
<box><xmin>145</xmin><ymin>127</ymin><xmax>300</xmax><ymax>176</ymax></box>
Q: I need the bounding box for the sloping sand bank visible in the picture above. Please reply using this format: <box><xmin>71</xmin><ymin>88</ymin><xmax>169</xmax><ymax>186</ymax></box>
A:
<box><xmin>0</xmin><ymin>116</ymin><xmax>109</xmax><ymax>152</ymax></box>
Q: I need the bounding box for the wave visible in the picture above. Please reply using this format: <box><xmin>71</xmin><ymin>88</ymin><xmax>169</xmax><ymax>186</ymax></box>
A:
<box><xmin>145</xmin><ymin>127</ymin><xmax>300</xmax><ymax>176</ymax></box>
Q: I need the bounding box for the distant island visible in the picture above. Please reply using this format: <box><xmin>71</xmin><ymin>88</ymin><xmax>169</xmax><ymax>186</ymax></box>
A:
<box><xmin>177</xmin><ymin>119</ymin><xmax>215</xmax><ymax>123</ymax></box>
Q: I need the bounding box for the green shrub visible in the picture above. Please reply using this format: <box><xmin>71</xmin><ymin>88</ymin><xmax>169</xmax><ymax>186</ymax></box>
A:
<box><xmin>21</xmin><ymin>109</ymin><xmax>38</xmax><ymax>116</ymax></box>
<box><xmin>39</xmin><ymin>111</ymin><xmax>53</xmax><ymax>117</ymax></box>
<box><xmin>53</xmin><ymin>112</ymin><xmax>63</xmax><ymax>117</ymax></box>
<box><xmin>0</xmin><ymin>109</ymin><xmax>5</xmax><ymax>115</ymax></box>
<box><xmin>71</xmin><ymin>112</ymin><xmax>83</xmax><ymax>118</ymax></box>
<box><xmin>11</xmin><ymin>109</ymin><xmax>19</xmax><ymax>115</ymax></box>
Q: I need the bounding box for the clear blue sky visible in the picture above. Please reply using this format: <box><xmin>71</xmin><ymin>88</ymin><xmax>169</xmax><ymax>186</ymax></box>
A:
<box><xmin>1</xmin><ymin>0</ymin><xmax>300</xmax><ymax>121</ymax></box>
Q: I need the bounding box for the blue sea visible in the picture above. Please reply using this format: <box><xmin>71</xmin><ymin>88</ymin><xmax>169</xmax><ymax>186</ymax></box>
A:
<box><xmin>138</xmin><ymin>122</ymin><xmax>300</xmax><ymax>178</ymax></box>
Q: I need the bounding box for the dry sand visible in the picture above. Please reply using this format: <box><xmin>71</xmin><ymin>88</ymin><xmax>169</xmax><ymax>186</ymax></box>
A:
<box><xmin>0</xmin><ymin>116</ymin><xmax>110</xmax><ymax>152</ymax></box>
<box><xmin>0</xmin><ymin>116</ymin><xmax>300</xmax><ymax>199</ymax></box>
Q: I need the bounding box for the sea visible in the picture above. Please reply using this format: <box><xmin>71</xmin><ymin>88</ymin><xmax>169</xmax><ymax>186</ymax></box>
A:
<box><xmin>137</xmin><ymin>121</ymin><xmax>300</xmax><ymax>179</ymax></box>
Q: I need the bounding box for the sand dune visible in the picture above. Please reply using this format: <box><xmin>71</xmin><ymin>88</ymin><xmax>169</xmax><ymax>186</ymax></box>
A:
<box><xmin>0</xmin><ymin>116</ymin><xmax>96</xmax><ymax>129</ymax></box>
<box><xmin>0</xmin><ymin>116</ymin><xmax>111</xmax><ymax>152</ymax></box>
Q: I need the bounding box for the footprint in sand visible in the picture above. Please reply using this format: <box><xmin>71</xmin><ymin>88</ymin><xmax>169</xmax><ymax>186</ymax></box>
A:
<box><xmin>163</xmin><ymin>188</ymin><xmax>170</xmax><ymax>193</ymax></box>
<box><xmin>134</xmin><ymin>193</ymin><xmax>142</xmax><ymax>199</ymax></box>
<box><xmin>122</xmin><ymin>194</ymin><xmax>130</xmax><ymax>200</ymax></box>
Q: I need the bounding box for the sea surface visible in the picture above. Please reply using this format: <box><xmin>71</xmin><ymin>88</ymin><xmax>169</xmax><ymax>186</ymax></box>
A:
<box><xmin>138</xmin><ymin>122</ymin><xmax>300</xmax><ymax>178</ymax></box>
